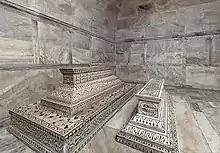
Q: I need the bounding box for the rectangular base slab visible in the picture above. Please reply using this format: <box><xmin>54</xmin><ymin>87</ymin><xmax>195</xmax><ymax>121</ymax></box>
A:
<box><xmin>116</xmin><ymin>94</ymin><xmax>179</xmax><ymax>153</ymax></box>
<box><xmin>8</xmin><ymin>84</ymin><xmax>137</xmax><ymax>153</ymax></box>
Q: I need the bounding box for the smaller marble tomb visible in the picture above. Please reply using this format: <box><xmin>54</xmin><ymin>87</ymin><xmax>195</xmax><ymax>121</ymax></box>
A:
<box><xmin>116</xmin><ymin>79</ymin><xmax>179</xmax><ymax>153</ymax></box>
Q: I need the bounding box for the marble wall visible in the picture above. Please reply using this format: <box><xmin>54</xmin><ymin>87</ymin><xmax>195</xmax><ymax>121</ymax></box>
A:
<box><xmin>118</xmin><ymin>0</ymin><xmax>220</xmax><ymax>20</ymax></box>
<box><xmin>0</xmin><ymin>8</ymin><xmax>33</xmax><ymax>65</ymax></box>
<box><xmin>116</xmin><ymin>1</ymin><xmax>220</xmax><ymax>90</ymax></box>
<box><xmin>0</xmin><ymin>0</ymin><xmax>121</xmax><ymax>65</ymax></box>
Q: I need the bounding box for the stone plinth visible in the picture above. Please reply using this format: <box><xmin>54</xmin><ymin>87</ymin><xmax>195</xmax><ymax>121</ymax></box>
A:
<box><xmin>8</xmin><ymin>65</ymin><xmax>137</xmax><ymax>153</ymax></box>
<box><xmin>60</xmin><ymin>66</ymin><xmax>115</xmax><ymax>86</ymax></box>
<box><xmin>116</xmin><ymin>79</ymin><xmax>179</xmax><ymax>153</ymax></box>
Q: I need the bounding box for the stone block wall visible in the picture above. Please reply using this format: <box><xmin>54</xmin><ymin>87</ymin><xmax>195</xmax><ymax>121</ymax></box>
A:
<box><xmin>0</xmin><ymin>0</ymin><xmax>122</xmax><ymax>65</ymax></box>
<box><xmin>116</xmin><ymin>1</ymin><xmax>220</xmax><ymax>90</ymax></box>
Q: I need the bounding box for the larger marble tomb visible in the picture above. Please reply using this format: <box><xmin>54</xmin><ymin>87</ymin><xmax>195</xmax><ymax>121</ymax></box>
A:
<box><xmin>8</xmin><ymin>65</ymin><xmax>138</xmax><ymax>153</ymax></box>
<box><xmin>116</xmin><ymin>79</ymin><xmax>179</xmax><ymax>153</ymax></box>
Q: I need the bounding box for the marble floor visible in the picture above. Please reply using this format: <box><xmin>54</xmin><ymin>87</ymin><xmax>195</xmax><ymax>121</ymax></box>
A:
<box><xmin>0</xmin><ymin>87</ymin><xmax>220</xmax><ymax>153</ymax></box>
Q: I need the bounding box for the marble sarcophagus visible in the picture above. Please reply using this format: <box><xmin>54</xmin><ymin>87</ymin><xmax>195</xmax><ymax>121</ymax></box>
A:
<box><xmin>116</xmin><ymin>79</ymin><xmax>179</xmax><ymax>153</ymax></box>
<box><xmin>8</xmin><ymin>65</ymin><xmax>137</xmax><ymax>153</ymax></box>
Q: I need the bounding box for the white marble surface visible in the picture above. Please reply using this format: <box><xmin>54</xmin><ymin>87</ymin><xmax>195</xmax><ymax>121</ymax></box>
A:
<box><xmin>193</xmin><ymin>111</ymin><xmax>220</xmax><ymax>153</ymax></box>
<box><xmin>115</xmin><ymin>1</ymin><xmax>220</xmax><ymax>90</ymax></box>
<box><xmin>175</xmin><ymin>102</ymin><xmax>211</xmax><ymax>153</ymax></box>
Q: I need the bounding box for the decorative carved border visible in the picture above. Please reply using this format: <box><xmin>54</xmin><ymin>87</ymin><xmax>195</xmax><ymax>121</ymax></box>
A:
<box><xmin>8</xmin><ymin>84</ymin><xmax>138</xmax><ymax>153</ymax></box>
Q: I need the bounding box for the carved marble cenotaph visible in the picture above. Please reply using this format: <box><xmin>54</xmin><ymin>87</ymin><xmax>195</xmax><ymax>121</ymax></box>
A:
<box><xmin>116</xmin><ymin>79</ymin><xmax>179</xmax><ymax>153</ymax></box>
<box><xmin>8</xmin><ymin>65</ymin><xmax>137</xmax><ymax>153</ymax></box>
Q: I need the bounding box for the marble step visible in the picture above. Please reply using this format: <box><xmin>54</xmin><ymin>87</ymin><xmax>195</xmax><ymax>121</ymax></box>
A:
<box><xmin>41</xmin><ymin>81</ymin><xmax>124</xmax><ymax>116</ymax></box>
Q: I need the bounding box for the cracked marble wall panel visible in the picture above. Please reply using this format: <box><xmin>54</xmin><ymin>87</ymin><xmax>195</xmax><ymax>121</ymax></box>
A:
<box><xmin>38</xmin><ymin>22</ymin><xmax>71</xmax><ymax>64</ymax></box>
<box><xmin>91</xmin><ymin>51</ymin><xmax>114</xmax><ymax>63</ymax></box>
<box><xmin>71</xmin><ymin>32</ymin><xmax>91</xmax><ymax>50</ymax></box>
<box><xmin>186</xmin><ymin>66</ymin><xmax>220</xmax><ymax>90</ymax></box>
<box><xmin>116</xmin><ymin>65</ymin><xmax>149</xmax><ymax>82</ymax></box>
<box><xmin>213</xmin><ymin>35</ymin><xmax>220</xmax><ymax>66</ymax></box>
<box><xmin>0</xmin><ymin>8</ymin><xmax>32</xmax><ymax>41</ymax></box>
<box><xmin>184</xmin><ymin>37</ymin><xmax>209</xmax><ymax>65</ymax></box>
<box><xmin>35</xmin><ymin>0</ymin><xmax>75</xmax><ymax>26</ymax></box>
<box><xmin>145</xmin><ymin>63</ymin><xmax>185</xmax><ymax>86</ymax></box>
<box><xmin>0</xmin><ymin>37</ymin><xmax>33</xmax><ymax>65</ymax></box>
<box><xmin>91</xmin><ymin>38</ymin><xmax>114</xmax><ymax>53</ymax></box>
<box><xmin>72</xmin><ymin>47</ymin><xmax>91</xmax><ymax>64</ymax></box>
<box><xmin>145</xmin><ymin>39</ymin><xmax>184</xmax><ymax>65</ymax></box>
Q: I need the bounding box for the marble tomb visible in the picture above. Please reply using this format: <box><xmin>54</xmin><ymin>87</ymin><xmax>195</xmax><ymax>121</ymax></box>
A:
<box><xmin>116</xmin><ymin>79</ymin><xmax>179</xmax><ymax>153</ymax></box>
<box><xmin>8</xmin><ymin>65</ymin><xmax>138</xmax><ymax>153</ymax></box>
